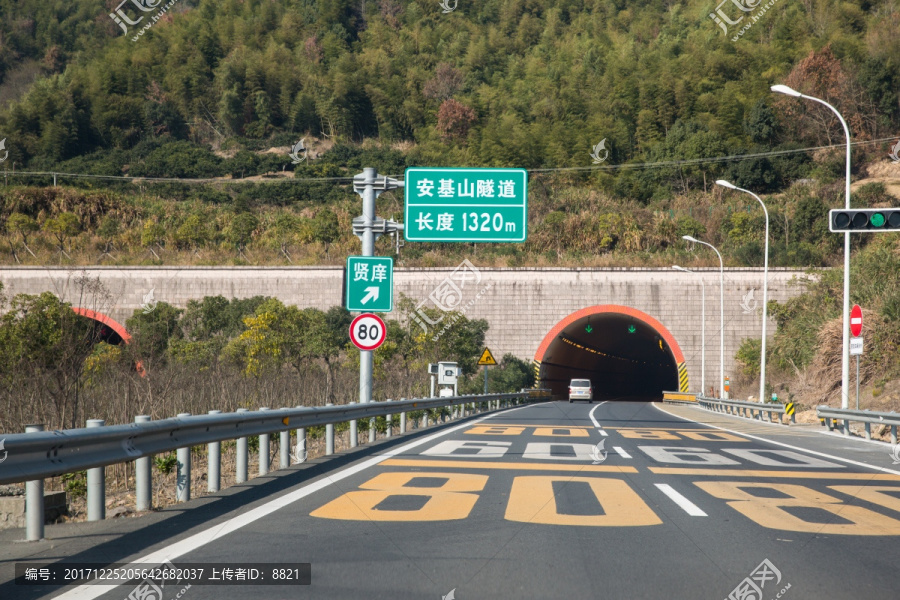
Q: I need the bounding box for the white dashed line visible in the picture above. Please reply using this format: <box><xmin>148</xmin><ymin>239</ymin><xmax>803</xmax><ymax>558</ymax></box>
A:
<box><xmin>613</xmin><ymin>446</ymin><xmax>632</xmax><ymax>458</ymax></box>
<box><xmin>598</xmin><ymin>429</ymin><xmax>608</xmax><ymax>436</ymax></box>
<box><xmin>654</xmin><ymin>483</ymin><xmax>708</xmax><ymax>516</ymax></box>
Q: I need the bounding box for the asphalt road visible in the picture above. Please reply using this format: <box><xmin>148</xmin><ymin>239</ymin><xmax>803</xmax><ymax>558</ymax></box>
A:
<box><xmin>7</xmin><ymin>400</ymin><xmax>900</xmax><ymax>600</ymax></box>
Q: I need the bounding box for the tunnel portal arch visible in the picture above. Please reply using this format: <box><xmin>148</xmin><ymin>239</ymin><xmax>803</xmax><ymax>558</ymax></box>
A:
<box><xmin>533</xmin><ymin>305</ymin><xmax>688</xmax><ymax>400</ymax></box>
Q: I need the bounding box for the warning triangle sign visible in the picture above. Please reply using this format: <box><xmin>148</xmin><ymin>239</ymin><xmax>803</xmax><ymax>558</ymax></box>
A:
<box><xmin>477</xmin><ymin>348</ymin><xmax>497</xmax><ymax>366</ymax></box>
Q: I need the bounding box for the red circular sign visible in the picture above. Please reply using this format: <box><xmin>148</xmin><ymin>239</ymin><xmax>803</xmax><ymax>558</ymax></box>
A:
<box><xmin>349</xmin><ymin>313</ymin><xmax>387</xmax><ymax>351</ymax></box>
<box><xmin>850</xmin><ymin>304</ymin><xmax>862</xmax><ymax>337</ymax></box>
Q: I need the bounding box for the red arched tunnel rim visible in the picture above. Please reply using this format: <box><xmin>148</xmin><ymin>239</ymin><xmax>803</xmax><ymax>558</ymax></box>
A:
<box><xmin>71</xmin><ymin>307</ymin><xmax>145</xmax><ymax>376</ymax></box>
<box><xmin>71</xmin><ymin>308</ymin><xmax>133</xmax><ymax>343</ymax></box>
<box><xmin>533</xmin><ymin>304</ymin><xmax>686</xmax><ymax>365</ymax></box>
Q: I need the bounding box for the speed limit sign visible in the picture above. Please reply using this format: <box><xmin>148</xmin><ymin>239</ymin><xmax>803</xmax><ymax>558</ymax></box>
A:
<box><xmin>349</xmin><ymin>313</ymin><xmax>387</xmax><ymax>351</ymax></box>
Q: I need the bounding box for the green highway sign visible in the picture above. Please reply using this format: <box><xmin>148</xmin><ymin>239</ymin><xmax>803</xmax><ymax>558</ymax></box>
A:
<box><xmin>404</xmin><ymin>167</ymin><xmax>528</xmax><ymax>242</ymax></box>
<box><xmin>346</xmin><ymin>256</ymin><xmax>393</xmax><ymax>312</ymax></box>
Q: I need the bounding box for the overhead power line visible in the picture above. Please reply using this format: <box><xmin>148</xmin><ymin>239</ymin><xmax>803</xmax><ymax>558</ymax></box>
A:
<box><xmin>2</xmin><ymin>137</ymin><xmax>896</xmax><ymax>184</ymax></box>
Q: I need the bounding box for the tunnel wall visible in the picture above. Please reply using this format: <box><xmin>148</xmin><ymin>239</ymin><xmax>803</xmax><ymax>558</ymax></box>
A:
<box><xmin>1</xmin><ymin>267</ymin><xmax>811</xmax><ymax>396</ymax></box>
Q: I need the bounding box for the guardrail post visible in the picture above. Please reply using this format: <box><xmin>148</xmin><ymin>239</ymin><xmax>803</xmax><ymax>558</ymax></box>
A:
<box><xmin>326</xmin><ymin>403</ymin><xmax>334</xmax><ymax>455</ymax></box>
<box><xmin>206</xmin><ymin>411</ymin><xmax>221</xmax><ymax>493</ymax></box>
<box><xmin>843</xmin><ymin>419</ymin><xmax>850</xmax><ymax>436</ymax></box>
<box><xmin>892</xmin><ymin>425</ymin><xmax>897</xmax><ymax>445</ymax></box>
<box><xmin>280</xmin><ymin>412</ymin><xmax>290</xmax><ymax>469</ymax></box>
<box><xmin>790</xmin><ymin>411</ymin><xmax>795</xmax><ymax>424</ymax></box>
<box><xmin>135</xmin><ymin>416</ymin><xmax>152</xmax><ymax>510</ymax></box>
<box><xmin>296</xmin><ymin>425</ymin><xmax>307</xmax><ymax>463</ymax></box>
<box><xmin>386</xmin><ymin>400</ymin><xmax>393</xmax><ymax>438</ymax></box>
<box><xmin>864</xmin><ymin>422</ymin><xmax>871</xmax><ymax>441</ymax></box>
<box><xmin>86</xmin><ymin>419</ymin><xmax>106</xmax><ymax>521</ymax></box>
<box><xmin>25</xmin><ymin>424</ymin><xmax>45</xmax><ymax>541</ymax></box>
<box><xmin>400</xmin><ymin>399</ymin><xmax>407</xmax><ymax>434</ymax></box>
<box><xmin>176</xmin><ymin>413</ymin><xmax>191</xmax><ymax>503</ymax></box>
<box><xmin>369</xmin><ymin>413</ymin><xmax>376</xmax><ymax>443</ymax></box>
<box><xmin>236</xmin><ymin>408</ymin><xmax>249</xmax><ymax>483</ymax></box>
<box><xmin>349</xmin><ymin>402</ymin><xmax>358</xmax><ymax>448</ymax></box>
<box><xmin>259</xmin><ymin>407</ymin><xmax>270</xmax><ymax>475</ymax></box>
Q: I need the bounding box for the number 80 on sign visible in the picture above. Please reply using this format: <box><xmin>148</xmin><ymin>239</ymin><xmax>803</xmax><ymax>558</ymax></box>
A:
<box><xmin>350</xmin><ymin>313</ymin><xmax>387</xmax><ymax>351</ymax></box>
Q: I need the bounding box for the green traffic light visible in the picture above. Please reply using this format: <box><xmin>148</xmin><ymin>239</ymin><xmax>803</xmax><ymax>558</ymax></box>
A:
<box><xmin>628</xmin><ymin>325</ymin><xmax>636</xmax><ymax>333</ymax></box>
<box><xmin>585</xmin><ymin>325</ymin><xmax>593</xmax><ymax>333</ymax></box>
<box><xmin>871</xmin><ymin>213</ymin><xmax>886</xmax><ymax>227</ymax></box>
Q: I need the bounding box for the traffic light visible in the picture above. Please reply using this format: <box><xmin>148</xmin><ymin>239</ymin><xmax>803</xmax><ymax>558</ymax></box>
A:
<box><xmin>829</xmin><ymin>209</ymin><xmax>900</xmax><ymax>232</ymax></box>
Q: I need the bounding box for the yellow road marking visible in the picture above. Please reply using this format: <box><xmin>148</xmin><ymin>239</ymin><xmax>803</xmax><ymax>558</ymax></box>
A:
<box><xmin>382</xmin><ymin>459</ymin><xmax>638</xmax><ymax>473</ymax></box>
<box><xmin>696</xmin><ymin>481</ymin><xmax>900</xmax><ymax>535</ymax></box>
<box><xmin>476</xmin><ymin>423</ymin><xmax>592</xmax><ymax>429</ymax></box>
<box><xmin>650</xmin><ymin>467</ymin><xmax>900</xmax><ymax>480</ymax></box>
<box><xmin>532</xmin><ymin>427</ymin><xmax>590</xmax><ymax>437</ymax></box>
<box><xmin>506</xmin><ymin>476</ymin><xmax>662</xmax><ymax>527</ymax></box>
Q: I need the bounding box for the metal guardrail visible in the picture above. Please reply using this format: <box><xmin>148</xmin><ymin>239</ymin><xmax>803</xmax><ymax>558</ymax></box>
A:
<box><xmin>816</xmin><ymin>406</ymin><xmax>900</xmax><ymax>443</ymax></box>
<box><xmin>2</xmin><ymin>389</ymin><xmax>550</xmax><ymax>540</ymax></box>
<box><xmin>697</xmin><ymin>396</ymin><xmax>794</xmax><ymax>424</ymax></box>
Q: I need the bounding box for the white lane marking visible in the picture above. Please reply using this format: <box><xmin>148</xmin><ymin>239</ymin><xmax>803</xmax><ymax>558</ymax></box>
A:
<box><xmin>588</xmin><ymin>402</ymin><xmax>606</xmax><ymax>428</ymax></box>
<box><xmin>55</xmin><ymin>413</ymin><xmax>497</xmax><ymax>600</ymax></box>
<box><xmin>598</xmin><ymin>429</ymin><xmax>608</xmax><ymax>437</ymax></box>
<box><xmin>613</xmin><ymin>446</ymin><xmax>632</xmax><ymax>458</ymax></box>
<box><xmin>654</xmin><ymin>483</ymin><xmax>708</xmax><ymax>517</ymax></box>
<box><xmin>652</xmin><ymin>403</ymin><xmax>900</xmax><ymax>476</ymax></box>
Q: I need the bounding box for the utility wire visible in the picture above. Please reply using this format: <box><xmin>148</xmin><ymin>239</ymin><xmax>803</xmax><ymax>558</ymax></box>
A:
<box><xmin>2</xmin><ymin>136</ymin><xmax>896</xmax><ymax>184</ymax></box>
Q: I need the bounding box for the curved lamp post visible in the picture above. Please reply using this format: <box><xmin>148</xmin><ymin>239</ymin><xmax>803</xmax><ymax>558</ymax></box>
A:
<box><xmin>684</xmin><ymin>236</ymin><xmax>724</xmax><ymax>398</ymax></box>
<box><xmin>673</xmin><ymin>265</ymin><xmax>705</xmax><ymax>395</ymax></box>
<box><xmin>771</xmin><ymin>83</ymin><xmax>852</xmax><ymax>410</ymax></box>
<box><xmin>716</xmin><ymin>180</ymin><xmax>769</xmax><ymax>404</ymax></box>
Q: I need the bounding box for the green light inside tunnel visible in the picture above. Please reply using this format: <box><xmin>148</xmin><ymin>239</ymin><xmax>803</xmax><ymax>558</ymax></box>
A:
<box><xmin>539</xmin><ymin>312</ymin><xmax>680</xmax><ymax>401</ymax></box>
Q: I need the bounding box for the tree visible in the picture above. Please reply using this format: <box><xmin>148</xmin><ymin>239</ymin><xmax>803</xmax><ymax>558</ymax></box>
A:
<box><xmin>97</xmin><ymin>215</ymin><xmax>119</xmax><ymax>261</ymax></box>
<box><xmin>268</xmin><ymin>213</ymin><xmax>300</xmax><ymax>262</ymax></box>
<box><xmin>6</xmin><ymin>213</ymin><xmax>39</xmax><ymax>258</ymax></box>
<box><xmin>141</xmin><ymin>220</ymin><xmax>166</xmax><ymax>259</ymax></box>
<box><xmin>43</xmin><ymin>212</ymin><xmax>80</xmax><ymax>260</ymax></box>
<box><xmin>310</xmin><ymin>209</ymin><xmax>340</xmax><ymax>257</ymax></box>
<box><xmin>309</xmin><ymin>306</ymin><xmax>351</xmax><ymax>401</ymax></box>
<box><xmin>126</xmin><ymin>302</ymin><xmax>184</xmax><ymax>364</ymax></box>
<box><xmin>437</xmin><ymin>99</ymin><xmax>477</xmax><ymax>141</ymax></box>
<box><xmin>423</xmin><ymin>64</ymin><xmax>464</xmax><ymax>101</ymax></box>
<box><xmin>226</xmin><ymin>212</ymin><xmax>258</xmax><ymax>258</ymax></box>
<box><xmin>174</xmin><ymin>214</ymin><xmax>209</xmax><ymax>254</ymax></box>
<box><xmin>0</xmin><ymin>292</ymin><xmax>100</xmax><ymax>429</ymax></box>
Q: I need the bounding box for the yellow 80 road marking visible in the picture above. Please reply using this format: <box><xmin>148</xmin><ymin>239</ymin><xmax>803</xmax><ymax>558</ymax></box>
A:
<box><xmin>695</xmin><ymin>481</ymin><xmax>900</xmax><ymax>535</ymax></box>
<box><xmin>310</xmin><ymin>472</ymin><xmax>488</xmax><ymax>521</ymax></box>
<box><xmin>505</xmin><ymin>476</ymin><xmax>662</xmax><ymax>527</ymax></box>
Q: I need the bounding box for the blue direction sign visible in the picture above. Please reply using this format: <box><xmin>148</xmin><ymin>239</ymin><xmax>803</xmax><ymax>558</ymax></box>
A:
<box><xmin>346</xmin><ymin>256</ymin><xmax>393</xmax><ymax>312</ymax></box>
<box><xmin>404</xmin><ymin>167</ymin><xmax>528</xmax><ymax>242</ymax></box>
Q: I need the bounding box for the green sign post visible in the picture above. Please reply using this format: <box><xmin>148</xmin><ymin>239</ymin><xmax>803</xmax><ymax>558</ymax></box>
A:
<box><xmin>346</xmin><ymin>256</ymin><xmax>393</xmax><ymax>312</ymax></box>
<box><xmin>404</xmin><ymin>167</ymin><xmax>528</xmax><ymax>242</ymax></box>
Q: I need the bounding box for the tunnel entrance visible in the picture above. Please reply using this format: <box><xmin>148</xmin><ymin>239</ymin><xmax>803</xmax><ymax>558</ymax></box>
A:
<box><xmin>71</xmin><ymin>307</ymin><xmax>145</xmax><ymax>376</ymax></box>
<box><xmin>534</xmin><ymin>305</ymin><xmax>686</xmax><ymax>401</ymax></box>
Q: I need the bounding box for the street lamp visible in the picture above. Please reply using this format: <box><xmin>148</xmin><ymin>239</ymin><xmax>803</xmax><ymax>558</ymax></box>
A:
<box><xmin>771</xmin><ymin>83</ymin><xmax>852</xmax><ymax>410</ymax></box>
<box><xmin>716</xmin><ymin>180</ymin><xmax>769</xmax><ymax>404</ymax></box>
<box><xmin>673</xmin><ymin>265</ymin><xmax>705</xmax><ymax>395</ymax></box>
<box><xmin>683</xmin><ymin>235</ymin><xmax>725</xmax><ymax>398</ymax></box>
